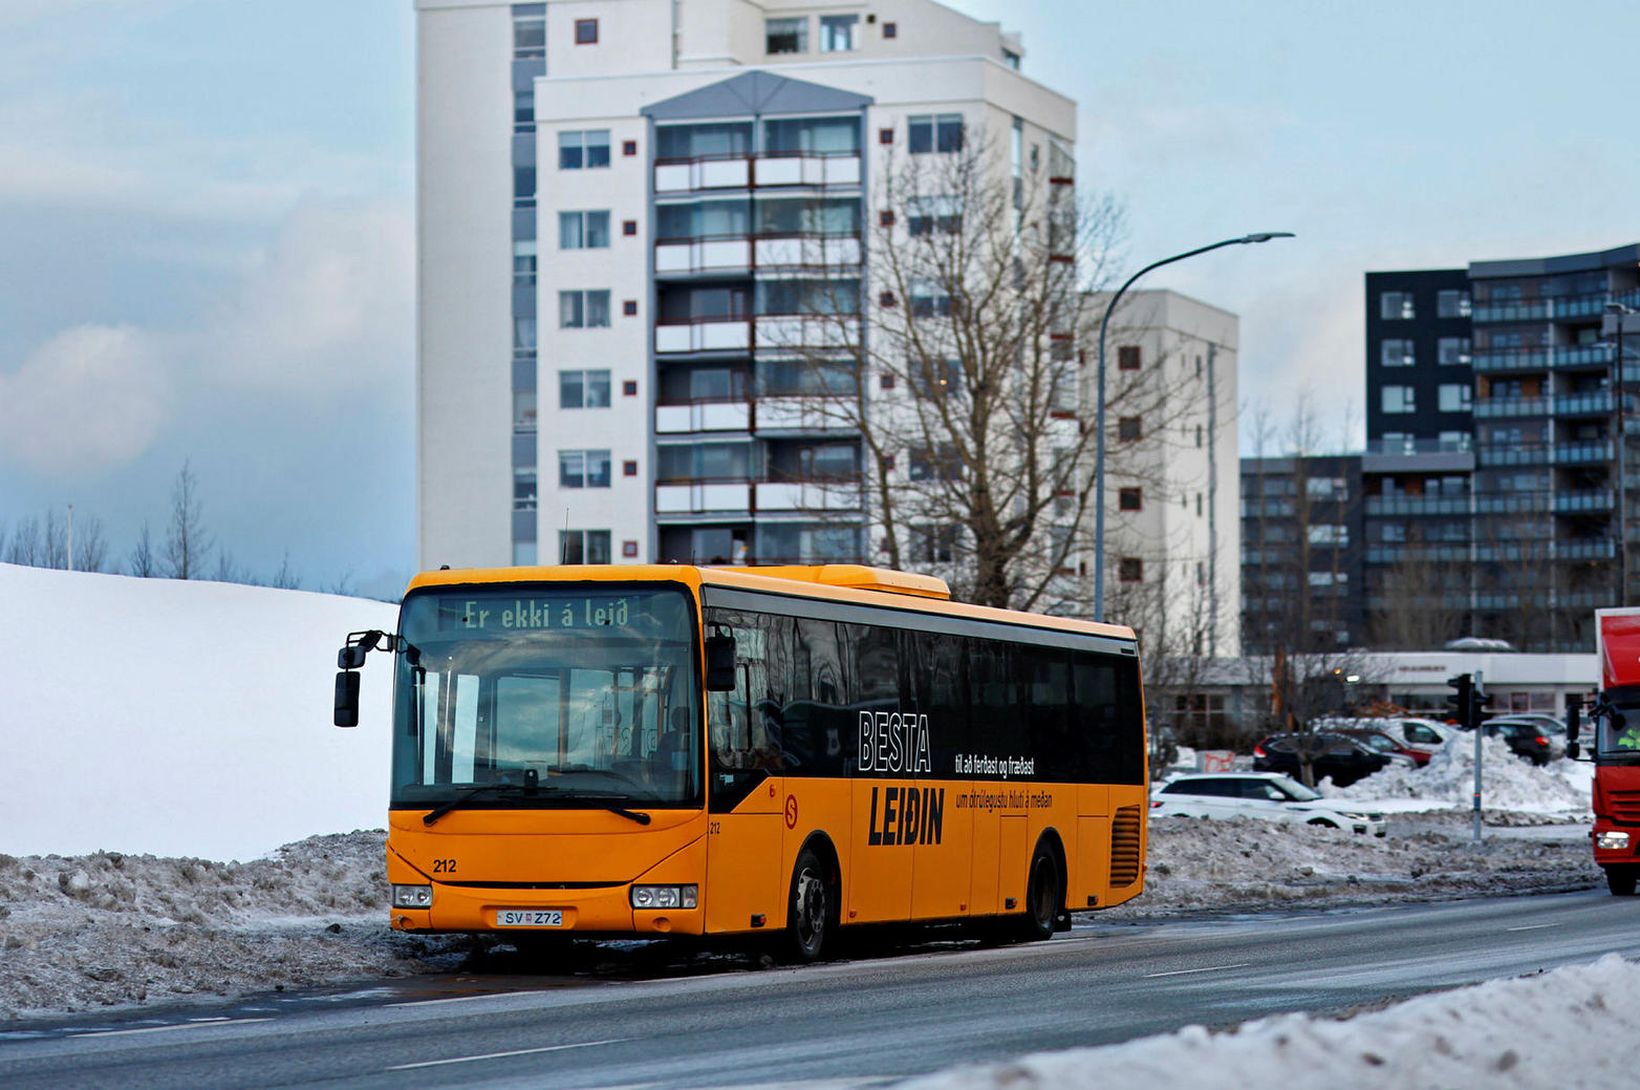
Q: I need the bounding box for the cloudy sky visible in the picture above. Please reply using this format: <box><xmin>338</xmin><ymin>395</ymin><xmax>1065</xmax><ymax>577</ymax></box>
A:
<box><xmin>2</xmin><ymin>0</ymin><xmax>1637</xmax><ymax>593</ymax></box>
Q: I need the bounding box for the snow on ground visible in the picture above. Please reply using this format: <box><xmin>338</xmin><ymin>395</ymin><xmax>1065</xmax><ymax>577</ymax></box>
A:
<box><xmin>1322</xmin><ymin>734</ymin><xmax>1593</xmax><ymax>817</ymax></box>
<box><xmin>904</xmin><ymin>952</ymin><xmax>1640</xmax><ymax>1090</ymax></box>
<box><xmin>0</xmin><ymin>563</ymin><xmax>397</xmax><ymax>861</ymax></box>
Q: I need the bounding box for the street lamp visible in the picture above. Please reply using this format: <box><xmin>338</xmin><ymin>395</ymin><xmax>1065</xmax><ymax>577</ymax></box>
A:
<box><xmin>1093</xmin><ymin>232</ymin><xmax>1295</xmax><ymax>622</ymax></box>
<box><xmin>1608</xmin><ymin>301</ymin><xmax>1634</xmax><ymax>606</ymax></box>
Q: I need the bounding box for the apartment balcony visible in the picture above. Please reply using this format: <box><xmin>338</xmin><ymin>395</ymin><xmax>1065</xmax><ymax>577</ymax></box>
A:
<box><xmin>1558</xmin><ymin>539</ymin><xmax>1617</xmax><ymax>560</ymax></box>
<box><xmin>652</xmin><ymin>152</ymin><xmax>862</xmax><ymax>195</ymax></box>
<box><xmin>1472</xmin><ymin>300</ymin><xmax>1549</xmax><ymax>323</ymax></box>
<box><xmin>755</xmin><ymin>478</ymin><xmax>863</xmax><ymax>512</ymax></box>
<box><xmin>654</xmin><ymin>317</ymin><xmax>752</xmax><ymax>355</ymax></box>
<box><xmin>1472</xmin><ymin>396</ymin><xmax>1549</xmax><ymax>419</ymax></box>
<box><xmin>1474</xmin><ymin>493</ymin><xmax>1550</xmax><ymax>514</ymax></box>
<box><xmin>654</xmin><ymin>476</ymin><xmax>863</xmax><ymax>516</ymax></box>
<box><xmin>1476</xmin><ymin>445</ymin><xmax>1548</xmax><ymax>467</ymax></box>
<box><xmin>1553</xmin><ymin>440</ymin><xmax>1614</xmax><ymax>465</ymax></box>
<box><xmin>1554</xmin><ymin>392</ymin><xmax>1616</xmax><ymax>416</ymax></box>
<box><xmin>1364</xmin><ymin>494</ymin><xmax>1471</xmax><ymax>516</ymax></box>
<box><xmin>755</xmin><ymin>314</ymin><xmax>859</xmax><ymax>352</ymax></box>
<box><xmin>655</xmin><ymin>478</ymin><xmax>753</xmax><ymax>515</ymax></box>
<box><xmin>654</xmin><ymin>399</ymin><xmax>751</xmax><ymax>434</ymax></box>
<box><xmin>1366</xmin><ymin>543</ymin><xmax>1470</xmax><ymax>564</ymax></box>
<box><xmin>755</xmin><ymin>395</ymin><xmax>855</xmax><ymax>433</ymax></box>
<box><xmin>1554</xmin><ymin>344</ymin><xmax>1614</xmax><ymax>368</ymax></box>
<box><xmin>1471</xmin><ymin>347</ymin><xmax>1549</xmax><ymax>372</ymax></box>
<box><xmin>1553</xmin><ymin>488</ymin><xmax>1615</xmax><ymax>513</ymax></box>
<box><xmin>653</xmin><ymin>232</ymin><xmax>863</xmax><ymax>278</ymax></box>
<box><xmin>1360</xmin><ymin>436</ymin><xmax>1475</xmax><ymax>473</ymax></box>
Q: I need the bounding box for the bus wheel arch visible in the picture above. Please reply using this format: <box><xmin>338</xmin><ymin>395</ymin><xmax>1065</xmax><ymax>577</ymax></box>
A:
<box><xmin>784</xmin><ymin>833</ymin><xmax>841</xmax><ymax>963</ymax></box>
<box><xmin>1019</xmin><ymin>831</ymin><xmax>1067</xmax><ymax>941</ymax></box>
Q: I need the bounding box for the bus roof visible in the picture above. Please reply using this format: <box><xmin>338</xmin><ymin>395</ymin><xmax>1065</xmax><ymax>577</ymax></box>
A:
<box><xmin>404</xmin><ymin>564</ymin><xmax>1137</xmax><ymax>644</ymax></box>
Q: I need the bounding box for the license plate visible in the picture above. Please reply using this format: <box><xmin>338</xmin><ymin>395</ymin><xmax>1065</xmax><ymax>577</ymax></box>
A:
<box><xmin>495</xmin><ymin>909</ymin><xmax>563</xmax><ymax>927</ymax></box>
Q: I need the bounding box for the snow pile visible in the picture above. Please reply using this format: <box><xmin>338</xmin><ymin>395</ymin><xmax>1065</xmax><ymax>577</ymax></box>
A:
<box><xmin>0</xmin><ymin>563</ymin><xmax>397</xmax><ymax>861</ymax></box>
<box><xmin>1321</xmin><ymin>734</ymin><xmax>1592</xmax><ymax>816</ymax></box>
<box><xmin>906</xmin><ymin>953</ymin><xmax>1640</xmax><ymax>1090</ymax></box>
<box><xmin>0</xmin><ymin>831</ymin><xmax>460</xmax><ymax>1020</ymax></box>
<box><xmin>1122</xmin><ymin>813</ymin><xmax>1598</xmax><ymax>917</ymax></box>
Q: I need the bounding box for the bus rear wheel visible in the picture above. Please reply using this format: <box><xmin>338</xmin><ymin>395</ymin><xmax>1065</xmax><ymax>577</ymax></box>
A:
<box><xmin>785</xmin><ymin>847</ymin><xmax>834</xmax><ymax>963</ymax></box>
<box><xmin>1607</xmin><ymin>866</ymin><xmax>1638</xmax><ymax>897</ymax></box>
<box><xmin>1017</xmin><ymin>843</ymin><xmax>1061</xmax><ymax>943</ymax></box>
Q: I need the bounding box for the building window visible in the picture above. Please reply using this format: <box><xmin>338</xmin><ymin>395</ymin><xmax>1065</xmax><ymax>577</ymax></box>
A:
<box><xmin>560</xmin><ymin>530</ymin><xmax>612</xmax><ymax>564</ymax></box>
<box><xmin>513</xmin><ymin>166</ymin><xmax>536</xmax><ymax>206</ymax></box>
<box><xmin>1308</xmin><ymin>524</ymin><xmax>1349</xmax><ymax>546</ymax></box>
<box><xmin>820</xmin><ymin>14</ymin><xmax>858</xmax><ymax>51</ymax></box>
<box><xmin>1438</xmin><ymin>337</ymin><xmax>1472</xmax><ymax>366</ymax></box>
<box><xmin>622</xmin><ymin>540</ymin><xmax>639</xmax><ymax>559</ymax></box>
<box><xmin>559</xmin><ymin>290</ymin><xmax>611</xmax><ymax>328</ymax></box>
<box><xmin>623</xmin><ymin>460</ymin><xmax>638</xmax><ymax>477</ymax></box>
<box><xmin>1380</xmin><ymin>339</ymin><xmax>1414</xmax><ymax>367</ymax></box>
<box><xmin>1117</xmin><ymin>345</ymin><xmax>1141</xmax><ymax>371</ymax></box>
<box><xmin>558</xmin><ymin>130</ymin><xmax>611</xmax><ymax>170</ymax></box>
<box><xmin>907</xmin><ymin>195</ymin><xmax>961</xmax><ymax>237</ymax></box>
<box><xmin>1380</xmin><ymin>291</ymin><xmax>1415</xmax><ymax>320</ymax></box>
<box><xmin>908</xmin><ymin>357</ymin><xmax>963</xmax><ymax>399</ymax></box>
<box><xmin>559</xmin><ymin>449</ymin><xmax>612</xmax><ymax>489</ymax></box>
<box><xmin>514</xmin><ymin>90</ymin><xmax>535</xmax><ymax>131</ymax></box>
<box><xmin>1119</xmin><ymin>487</ymin><xmax>1142</xmax><ymax>511</ymax></box>
<box><xmin>513</xmin><ymin>13</ymin><xmax>545</xmax><ymax>58</ymax></box>
<box><xmin>623</xmin><ymin>380</ymin><xmax>639</xmax><ymax>397</ymax></box>
<box><xmin>1118</xmin><ymin>557</ymin><xmax>1143</xmax><ymax>583</ymax></box>
<box><xmin>623</xmin><ymin>299</ymin><xmax>638</xmax><ymax>316</ymax></box>
<box><xmin>908</xmin><ymin>114</ymin><xmax>964</xmax><ymax>154</ymax></box>
<box><xmin>1381</xmin><ymin>385</ymin><xmax>1416</xmax><ymax>414</ymax></box>
<box><xmin>766</xmin><ymin>17</ymin><xmax>807</xmax><ymax>53</ymax></box>
<box><xmin>1438</xmin><ymin>383</ymin><xmax>1472</xmax><ymax>412</ymax></box>
<box><xmin>909</xmin><ymin>279</ymin><xmax>952</xmax><ymax>318</ymax></box>
<box><xmin>883</xmin><ymin>21</ymin><xmax>898</xmax><ymax>39</ymax></box>
<box><xmin>559</xmin><ymin>369</ymin><xmax>611</xmax><ymax>409</ymax></box>
<box><xmin>513</xmin><ymin>239</ymin><xmax>537</xmax><ymax>284</ymax></box>
<box><xmin>1439</xmin><ymin>430</ymin><xmax>1472</xmax><ymax>452</ymax></box>
<box><xmin>909</xmin><ymin>444</ymin><xmax>961</xmax><ymax>481</ymax></box>
<box><xmin>622</xmin><ymin>219</ymin><xmax>638</xmax><ymax>236</ymax></box>
<box><xmin>1002</xmin><ymin>48</ymin><xmax>1021</xmax><ymax>70</ymax></box>
<box><xmin>914</xmin><ymin>524</ymin><xmax>957</xmax><ymax>564</ymax></box>
<box><xmin>514</xmin><ymin>390</ymin><xmax>537</xmax><ymax>432</ymax></box>
<box><xmin>623</xmin><ymin>140</ymin><xmax>638</xmax><ymax>157</ymax></box>
<box><xmin>879</xmin><ymin>128</ymin><xmax>894</xmax><ymax>145</ymax></box>
<box><xmin>559</xmin><ymin>210</ymin><xmax>611</xmax><ymax>249</ymax></box>
<box><xmin>1438</xmin><ymin>289</ymin><xmax>1472</xmax><ymax>318</ymax></box>
<box><xmin>574</xmin><ymin>18</ymin><xmax>598</xmax><ymax>44</ymax></box>
<box><xmin>513</xmin><ymin>467</ymin><xmax>538</xmax><ymax>510</ymax></box>
<box><xmin>513</xmin><ymin>316</ymin><xmax>537</xmax><ymax>352</ymax></box>
<box><xmin>1117</xmin><ymin>416</ymin><xmax>1141</xmax><ymax>441</ymax></box>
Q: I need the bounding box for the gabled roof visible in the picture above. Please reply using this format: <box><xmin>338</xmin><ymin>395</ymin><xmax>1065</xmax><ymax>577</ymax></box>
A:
<box><xmin>642</xmin><ymin>70</ymin><xmax>872</xmax><ymax>121</ymax></box>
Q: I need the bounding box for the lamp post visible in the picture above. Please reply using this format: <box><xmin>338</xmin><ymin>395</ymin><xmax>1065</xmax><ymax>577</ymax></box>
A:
<box><xmin>1093</xmin><ymin>232</ymin><xmax>1294</xmax><ymax>622</ymax></box>
<box><xmin>1608</xmin><ymin>301</ymin><xmax>1634</xmax><ymax>606</ymax></box>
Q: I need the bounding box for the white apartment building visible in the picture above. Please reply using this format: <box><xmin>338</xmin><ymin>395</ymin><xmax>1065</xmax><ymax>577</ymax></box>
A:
<box><xmin>416</xmin><ymin>0</ymin><xmax>1072</xmax><ymax>571</ymax></box>
<box><xmin>1086</xmin><ymin>290</ymin><xmax>1241</xmax><ymax>656</ymax></box>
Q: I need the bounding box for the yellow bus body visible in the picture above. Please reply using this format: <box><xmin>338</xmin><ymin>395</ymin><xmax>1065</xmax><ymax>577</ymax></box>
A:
<box><xmin>384</xmin><ymin>564</ymin><xmax>1147</xmax><ymax>940</ymax></box>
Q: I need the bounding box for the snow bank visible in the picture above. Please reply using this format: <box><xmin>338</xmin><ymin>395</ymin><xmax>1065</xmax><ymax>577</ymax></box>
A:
<box><xmin>1120</xmin><ymin>812</ymin><xmax>1598</xmax><ymax>917</ymax></box>
<box><xmin>905</xmin><ymin>952</ymin><xmax>1640</xmax><ymax>1090</ymax></box>
<box><xmin>1322</xmin><ymin>734</ymin><xmax>1592</xmax><ymax>816</ymax></box>
<box><xmin>0</xmin><ymin>831</ymin><xmax>458</xmax><ymax>1020</ymax></box>
<box><xmin>0</xmin><ymin>563</ymin><xmax>397</xmax><ymax>861</ymax></box>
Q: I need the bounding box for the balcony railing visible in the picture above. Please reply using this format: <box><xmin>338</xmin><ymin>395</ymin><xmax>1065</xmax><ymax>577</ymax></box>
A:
<box><xmin>1472</xmin><ymin>396</ymin><xmax>1548</xmax><ymax>418</ymax></box>
<box><xmin>1364</xmin><ymin>436</ymin><xmax>1472</xmax><ymax>456</ymax></box>
<box><xmin>1554</xmin><ymin>344</ymin><xmax>1613</xmax><ymax>367</ymax></box>
<box><xmin>653</xmin><ymin>231</ymin><xmax>863</xmax><ymax>276</ymax></box>
<box><xmin>653</xmin><ymin>395</ymin><xmax>857</xmax><ymax>435</ymax></box>
<box><xmin>1470</xmin><ymin>347</ymin><xmax>1549</xmax><ymax>372</ymax></box>
<box><xmin>1553</xmin><ymin>440</ymin><xmax>1613</xmax><ymax>465</ymax></box>
<box><xmin>1557</xmin><ymin>539</ymin><xmax>1617</xmax><ymax>560</ymax></box>
<box><xmin>1474</xmin><ymin>493</ymin><xmax>1549</xmax><ymax>514</ymax></box>
<box><xmin>654</xmin><ymin>475</ymin><xmax>864</xmax><ymax>515</ymax></box>
<box><xmin>1476</xmin><ymin>445</ymin><xmax>1548</xmax><ymax>467</ymax></box>
<box><xmin>1364</xmin><ymin>494</ymin><xmax>1470</xmax><ymax>515</ymax></box>
<box><xmin>654</xmin><ymin>399</ymin><xmax>751</xmax><ymax>434</ymax></box>
<box><xmin>1554</xmin><ymin>392</ymin><xmax>1614</xmax><ymax>415</ymax></box>
<box><xmin>1554</xmin><ymin>488</ymin><xmax>1615</xmax><ymax>513</ymax></box>
<box><xmin>653</xmin><ymin>151</ymin><xmax>862</xmax><ymax>194</ymax></box>
<box><xmin>1366</xmin><ymin>544</ymin><xmax>1470</xmax><ymax>563</ymax></box>
<box><xmin>653</xmin><ymin>314</ymin><xmax>861</xmax><ymax>354</ymax></box>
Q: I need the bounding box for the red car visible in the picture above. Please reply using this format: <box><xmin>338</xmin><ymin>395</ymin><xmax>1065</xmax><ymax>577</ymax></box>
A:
<box><xmin>1340</xmin><ymin>727</ymin><xmax>1432</xmax><ymax>767</ymax></box>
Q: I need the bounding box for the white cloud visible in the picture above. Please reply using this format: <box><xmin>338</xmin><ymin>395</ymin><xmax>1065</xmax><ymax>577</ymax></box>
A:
<box><xmin>0</xmin><ymin>325</ymin><xmax>170</xmax><ymax>475</ymax></box>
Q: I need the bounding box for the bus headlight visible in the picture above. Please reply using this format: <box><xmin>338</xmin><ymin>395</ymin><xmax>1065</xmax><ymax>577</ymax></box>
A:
<box><xmin>392</xmin><ymin>884</ymin><xmax>434</xmax><ymax>908</ymax></box>
<box><xmin>1598</xmin><ymin>831</ymin><xmax>1631</xmax><ymax>850</ymax></box>
<box><xmin>630</xmin><ymin>885</ymin><xmax>697</xmax><ymax>910</ymax></box>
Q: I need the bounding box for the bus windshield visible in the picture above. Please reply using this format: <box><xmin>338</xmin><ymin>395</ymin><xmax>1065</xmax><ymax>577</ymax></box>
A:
<box><xmin>390</xmin><ymin>586</ymin><xmax>702</xmax><ymax>807</ymax></box>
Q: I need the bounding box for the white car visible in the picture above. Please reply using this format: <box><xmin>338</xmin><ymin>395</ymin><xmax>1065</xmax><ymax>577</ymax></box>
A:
<box><xmin>1150</xmin><ymin>772</ymin><xmax>1387</xmax><ymax>837</ymax></box>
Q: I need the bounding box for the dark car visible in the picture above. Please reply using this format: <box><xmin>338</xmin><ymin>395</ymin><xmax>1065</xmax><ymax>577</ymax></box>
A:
<box><xmin>1481</xmin><ymin>721</ymin><xmax>1553</xmax><ymax>766</ymax></box>
<box><xmin>1252</xmin><ymin>732</ymin><xmax>1394</xmax><ymax>787</ymax></box>
<box><xmin>1339</xmin><ymin>727</ymin><xmax>1433</xmax><ymax>767</ymax></box>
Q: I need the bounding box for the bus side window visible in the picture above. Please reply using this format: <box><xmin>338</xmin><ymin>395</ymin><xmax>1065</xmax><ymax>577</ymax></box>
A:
<box><xmin>1071</xmin><ymin>653</ymin><xmax>1119</xmax><ymax>784</ymax></box>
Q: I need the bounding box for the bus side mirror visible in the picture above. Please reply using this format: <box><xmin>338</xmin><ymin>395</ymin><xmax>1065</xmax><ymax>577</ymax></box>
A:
<box><xmin>705</xmin><ymin>633</ymin><xmax>737</xmax><ymax>692</ymax></box>
<box><xmin>335</xmin><ymin>671</ymin><xmax>361</xmax><ymax>727</ymax></box>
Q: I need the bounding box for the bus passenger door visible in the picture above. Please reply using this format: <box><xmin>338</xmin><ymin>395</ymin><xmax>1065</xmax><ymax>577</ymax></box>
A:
<box><xmin>844</xmin><ymin>623</ymin><xmax>912</xmax><ymax>923</ymax></box>
<box><xmin>909</xmin><ymin>632</ymin><xmax>971</xmax><ymax>919</ymax></box>
<box><xmin>705</xmin><ymin>618</ymin><xmax>784</xmax><ymax>936</ymax></box>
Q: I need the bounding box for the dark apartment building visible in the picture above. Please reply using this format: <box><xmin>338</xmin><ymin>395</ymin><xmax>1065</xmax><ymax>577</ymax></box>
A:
<box><xmin>1241</xmin><ymin>454</ymin><xmax>1364</xmax><ymax>655</ymax></box>
<box><xmin>1362</xmin><ymin>243</ymin><xmax>1640</xmax><ymax>652</ymax></box>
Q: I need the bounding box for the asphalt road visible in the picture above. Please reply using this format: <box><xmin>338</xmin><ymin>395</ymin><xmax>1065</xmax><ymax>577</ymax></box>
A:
<box><xmin>4</xmin><ymin>890</ymin><xmax>1638</xmax><ymax>1089</ymax></box>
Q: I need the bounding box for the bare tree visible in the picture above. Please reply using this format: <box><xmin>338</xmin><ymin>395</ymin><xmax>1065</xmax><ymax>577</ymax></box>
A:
<box><xmin>773</xmin><ymin>131</ymin><xmax>1127</xmax><ymax>612</ymax></box>
<box><xmin>73</xmin><ymin>515</ymin><xmax>109</xmax><ymax>573</ymax></box>
<box><xmin>4</xmin><ymin>515</ymin><xmax>42</xmax><ymax>566</ymax></box>
<box><xmin>163</xmin><ymin>460</ymin><xmax>212</xmax><ymax>580</ymax></box>
<box><xmin>128</xmin><ymin>521</ymin><xmax>158</xmax><ymax>577</ymax></box>
<box><xmin>268</xmin><ymin>551</ymin><xmax>302</xmax><ymax>590</ymax></box>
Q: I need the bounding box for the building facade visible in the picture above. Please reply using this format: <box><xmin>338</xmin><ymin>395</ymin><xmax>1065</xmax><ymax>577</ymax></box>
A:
<box><xmin>416</xmin><ymin>0</ymin><xmax>1074</xmax><ymax>573</ymax></box>
<box><xmin>1362</xmin><ymin>244</ymin><xmax>1640</xmax><ymax>652</ymax></box>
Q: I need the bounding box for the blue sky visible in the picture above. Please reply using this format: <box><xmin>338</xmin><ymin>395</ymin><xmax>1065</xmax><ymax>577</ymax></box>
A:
<box><xmin>1</xmin><ymin>0</ymin><xmax>1636</xmax><ymax>592</ymax></box>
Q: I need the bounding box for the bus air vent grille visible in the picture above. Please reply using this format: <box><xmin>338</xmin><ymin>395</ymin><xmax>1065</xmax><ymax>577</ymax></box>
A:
<box><xmin>1109</xmin><ymin>806</ymin><xmax>1142</xmax><ymax>888</ymax></box>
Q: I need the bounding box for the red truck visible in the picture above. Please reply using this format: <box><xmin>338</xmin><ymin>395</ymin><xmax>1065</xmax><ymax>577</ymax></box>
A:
<box><xmin>1571</xmin><ymin>608</ymin><xmax>1640</xmax><ymax>896</ymax></box>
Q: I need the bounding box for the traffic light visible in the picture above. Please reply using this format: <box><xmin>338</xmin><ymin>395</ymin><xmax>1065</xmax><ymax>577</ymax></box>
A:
<box><xmin>1470</xmin><ymin>675</ymin><xmax>1489</xmax><ymax>726</ymax></box>
<box><xmin>1447</xmin><ymin>673</ymin><xmax>1474</xmax><ymax>728</ymax></box>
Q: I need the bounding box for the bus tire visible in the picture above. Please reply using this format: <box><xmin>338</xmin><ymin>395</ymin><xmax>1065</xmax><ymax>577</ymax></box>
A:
<box><xmin>785</xmin><ymin>846</ymin><xmax>834</xmax><ymax>963</ymax></box>
<box><xmin>1017</xmin><ymin>842</ymin><xmax>1061</xmax><ymax>943</ymax></box>
<box><xmin>1607</xmin><ymin>866</ymin><xmax>1638</xmax><ymax>897</ymax></box>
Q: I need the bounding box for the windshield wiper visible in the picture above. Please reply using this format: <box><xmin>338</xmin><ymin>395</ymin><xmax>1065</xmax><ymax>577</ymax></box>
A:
<box><xmin>422</xmin><ymin>783</ymin><xmax>535</xmax><ymax>826</ymax></box>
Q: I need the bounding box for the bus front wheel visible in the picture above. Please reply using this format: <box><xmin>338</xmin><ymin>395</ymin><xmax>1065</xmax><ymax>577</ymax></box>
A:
<box><xmin>1607</xmin><ymin>865</ymin><xmax>1638</xmax><ymax>897</ymax></box>
<box><xmin>1017</xmin><ymin>843</ymin><xmax>1061</xmax><ymax>942</ymax></box>
<box><xmin>785</xmin><ymin>846</ymin><xmax>834</xmax><ymax>963</ymax></box>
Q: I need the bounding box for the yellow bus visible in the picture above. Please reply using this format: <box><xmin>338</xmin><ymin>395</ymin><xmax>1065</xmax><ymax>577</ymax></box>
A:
<box><xmin>335</xmin><ymin>563</ymin><xmax>1147</xmax><ymax>961</ymax></box>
